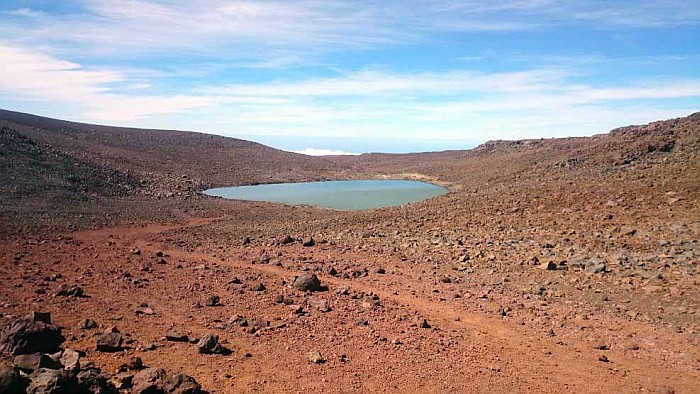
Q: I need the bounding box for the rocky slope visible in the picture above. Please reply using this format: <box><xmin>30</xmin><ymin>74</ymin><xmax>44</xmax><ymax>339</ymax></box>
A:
<box><xmin>0</xmin><ymin>109</ymin><xmax>698</xmax><ymax>393</ymax></box>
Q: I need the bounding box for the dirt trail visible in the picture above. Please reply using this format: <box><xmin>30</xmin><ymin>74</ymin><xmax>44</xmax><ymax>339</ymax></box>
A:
<box><xmin>47</xmin><ymin>218</ymin><xmax>699</xmax><ymax>393</ymax></box>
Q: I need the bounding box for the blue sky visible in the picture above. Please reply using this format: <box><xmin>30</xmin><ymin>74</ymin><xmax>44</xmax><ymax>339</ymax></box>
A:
<box><xmin>0</xmin><ymin>1</ymin><xmax>698</xmax><ymax>154</ymax></box>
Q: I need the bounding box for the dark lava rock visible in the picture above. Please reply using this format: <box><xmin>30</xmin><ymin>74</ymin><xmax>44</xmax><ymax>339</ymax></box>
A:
<box><xmin>78</xmin><ymin>368</ymin><xmax>117</xmax><ymax>394</ymax></box>
<box><xmin>292</xmin><ymin>273</ymin><xmax>321</xmax><ymax>292</ymax></box>
<box><xmin>164</xmin><ymin>372</ymin><xmax>202</xmax><ymax>394</ymax></box>
<box><xmin>280</xmin><ymin>235</ymin><xmax>294</xmax><ymax>245</ymax></box>
<box><xmin>420</xmin><ymin>319</ymin><xmax>432</xmax><ymax>329</ymax></box>
<box><xmin>164</xmin><ymin>328</ymin><xmax>189</xmax><ymax>343</ymax></box>
<box><xmin>132</xmin><ymin>368</ymin><xmax>166</xmax><ymax>394</ymax></box>
<box><xmin>0</xmin><ymin>316</ymin><xmax>65</xmax><ymax>356</ymax></box>
<box><xmin>78</xmin><ymin>319</ymin><xmax>98</xmax><ymax>330</ymax></box>
<box><xmin>197</xmin><ymin>334</ymin><xmax>230</xmax><ymax>355</ymax></box>
<box><xmin>302</xmin><ymin>237</ymin><xmax>315</xmax><ymax>247</ymax></box>
<box><xmin>254</xmin><ymin>283</ymin><xmax>266</xmax><ymax>292</ymax></box>
<box><xmin>95</xmin><ymin>329</ymin><xmax>123</xmax><ymax>353</ymax></box>
<box><xmin>14</xmin><ymin>353</ymin><xmax>62</xmax><ymax>372</ymax></box>
<box><xmin>56</xmin><ymin>285</ymin><xmax>84</xmax><ymax>297</ymax></box>
<box><xmin>127</xmin><ymin>357</ymin><xmax>143</xmax><ymax>371</ymax></box>
<box><xmin>27</xmin><ymin>368</ymin><xmax>79</xmax><ymax>394</ymax></box>
<box><xmin>204</xmin><ymin>295</ymin><xmax>221</xmax><ymax>307</ymax></box>
<box><xmin>0</xmin><ymin>364</ymin><xmax>25</xmax><ymax>393</ymax></box>
<box><xmin>375</xmin><ymin>268</ymin><xmax>386</xmax><ymax>274</ymax></box>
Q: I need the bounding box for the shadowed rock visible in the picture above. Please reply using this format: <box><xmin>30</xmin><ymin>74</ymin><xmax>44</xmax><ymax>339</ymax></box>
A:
<box><xmin>0</xmin><ymin>316</ymin><xmax>65</xmax><ymax>356</ymax></box>
<box><xmin>292</xmin><ymin>273</ymin><xmax>321</xmax><ymax>292</ymax></box>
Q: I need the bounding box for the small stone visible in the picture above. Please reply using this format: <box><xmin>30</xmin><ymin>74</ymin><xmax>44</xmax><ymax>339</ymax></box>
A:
<box><xmin>109</xmin><ymin>372</ymin><xmax>133</xmax><ymax>390</ymax></box>
<box><xmin>302</xmin><ymin>237</ymin><xmax>315</xmax><ymax>247</ymax></box>
<box><xmin>420</xmin><ymin>319</ymin><xmax>431</xmax><ymax>329</ymax></box>
<box><xmin>96</xmin><ymin>331</ymin><xmax>123</xmax><ymax>352</ymax></box>
<box><xmin>309</xmin><ymin>298</ymin><xmax>331</xmax><ymax>312</ymax></box>
<box><xmin>280</xmin><ymin>235</ymin><xmax>294</xmax><ymax>245</ymax></box>
<box><xmin>197</xmin><ymin>334</ymin><xmax>230</xmax><ymax>355</ymax></box>
<box><xmin>375</xmin><ymin>268</ymin><xmax>386</xmax><ymax>274</ymax></box>
<box><xmin>539</xmin><ymin>261</ymin><xmax>557</xmax><ymax>271</ymax></box>
<box><xmin>78</xmin><ymin>319</ymin><xmax>98</xmax><ymax>330</ymax></box>
<box><xmin>127</xmin><ymin>357</ymin><xmax>144</xmax><ymax>371</ymax></box>
<box><xmin>306</xmin><ymin>350</ymin><xmax>325</xmax><ymax>364</ymax></box>
<box><xmin>254</xmin><ymin>283</ymin><xmax>266</xmax><ymax>292</ymax></box>
<box><xmin>205</xmin><ymin>295</ymin><xmax>221</xmax><ymax>307</ymax></box>
<box><xmin>164</xmin><ymin>328</ymin><xmax>189</xmax><ymax>342</ymax></box>
<box><xmin>598</xmin><ymin>355</ymin><xmax>610</xmax><ymax>363</ymax></box>
<box><xmin>56</xmin><ymin>284</ymin><xmax>84</xmax><ymax>297</ymax></box>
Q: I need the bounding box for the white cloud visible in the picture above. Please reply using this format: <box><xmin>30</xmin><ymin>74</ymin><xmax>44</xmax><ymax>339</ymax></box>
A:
<box><xmin>0</xmin><ymin>45</ymin><xmax>214</xmax><ymax>121</ymax></box>
<box><xmin>291</xmin><ymin>148</ymin><xmax>360</xmax><ymax>156</ymax></box>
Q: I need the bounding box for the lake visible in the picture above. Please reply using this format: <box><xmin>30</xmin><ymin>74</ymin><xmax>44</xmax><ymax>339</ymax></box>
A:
<box><xmin>203</xmin><ymin>179</ymin><xmax>448</xmax><ymax>210</ymax></box>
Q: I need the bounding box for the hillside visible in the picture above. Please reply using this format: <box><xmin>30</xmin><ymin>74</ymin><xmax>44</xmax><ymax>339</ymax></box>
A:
<box><xmin>0</xmin><ymin>109</ymin><xmax>698</xmax><ymax>393</ymax></box>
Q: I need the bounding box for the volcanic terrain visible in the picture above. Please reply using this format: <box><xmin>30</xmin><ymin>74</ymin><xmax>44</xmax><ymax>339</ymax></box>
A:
<box><xmin>0</xmin><ymin>109</ymin><xmax>698</xmax><ymax>393</ymax></box>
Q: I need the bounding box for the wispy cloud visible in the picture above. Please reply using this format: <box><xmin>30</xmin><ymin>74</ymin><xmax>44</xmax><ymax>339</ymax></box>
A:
<box><xmin>0</xmin><ymin>45</ymin><xmax>213</xmax><ymax>121</ymax></box>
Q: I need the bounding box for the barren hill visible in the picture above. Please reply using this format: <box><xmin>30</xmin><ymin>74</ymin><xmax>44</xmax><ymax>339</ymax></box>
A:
<box><xmin>0</xmin><ymin>109</ymin><xmax>698</xmax><ymax>393</ymax></box>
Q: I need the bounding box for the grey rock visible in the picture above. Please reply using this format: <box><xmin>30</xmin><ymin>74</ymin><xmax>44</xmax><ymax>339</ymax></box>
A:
<box><xmin>14</xmin><ymin>353</ymin><xmax>61</xmax><ymax>372</ymax></box>
<box><xmin>26</xmin><ymin>368</ymin><xmax>78</xmax><ymax>394</ymax></box>
<box><xmin>164</xmin><ymin>372</ymin><xmax>202</xmax><ymax>394</ymax></box>
<box><xmin>59</xmin><ymin>349</ymin><xmax>80</xmax><ymax>372</ymax></box>
<box><xmin>0</xmin><ymin>363</ymin><xmax>25</xmax><ymax>393</ymax></box>
<box><xmin>292</xmin><ymin>273</ymin><xmax>321</xmax><ymax>292</ymax></box>
<box><xmin>95</xmin><ymin>331</ymin><xmax>123</xmax><ymax>353</ymax></box>
<box><xmin>197</xmin><ymin>334</ymin><xmax>230</xmax><ymax>355</ymax></box>
<box><xmin>164</xmin><ymin>328</ymin><xmax>189</xmax><ymax>343</ymax></box>
<box><xmin>0</xmin><ymin>317</ymin><xmax>65</xmax><ymax>356</ymax></box>
<box><xmin>132</xmin><ymin>368</ymin><xmax>166</xmax><ymax>394</ymax></box>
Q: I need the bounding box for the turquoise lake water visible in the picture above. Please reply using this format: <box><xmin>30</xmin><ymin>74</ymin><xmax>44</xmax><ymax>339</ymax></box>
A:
<box><xmin>203</xmin><ymin>179</ymin><xmax>448</xmax><ymax>210</ymax></box>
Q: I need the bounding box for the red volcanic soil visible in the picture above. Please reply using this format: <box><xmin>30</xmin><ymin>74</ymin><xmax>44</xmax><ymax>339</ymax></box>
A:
<box><xmin>0</xmin><ymin>109</ymin><xmax>698</xmax><ymax>393</ymax></box>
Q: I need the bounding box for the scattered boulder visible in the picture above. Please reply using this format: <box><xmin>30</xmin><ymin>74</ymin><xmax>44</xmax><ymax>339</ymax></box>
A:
<box><xmin>585</xmin><ymin>258</ymin><xmax>607</xmax><ymax>274</ymax></box>
<box><xmin>132</xmin><ymin>368</ymin><xmax>166</xmax><ymax>394</ymax></box>
<box><xmin>164</xmin><ymin>372</ymin><xmax>202</xmax><ymax>394</ymax></box>
<box><xmin>77</xmin><ymin>368</ymin><xmax>117</xmax><ymax>394</ymax></box>
<box><xmin>539</xmin><ymin>261</ymin><xmax>557</xmax><ymax>271</ymax></box>
<box><xmin>77</xmin><ymin>319</ymin><xmax>98</xmax><ymax>330</ymax></box>
<box><xmin>108</xmin><ymin>372</ymin><xmax>133</xmax><ymax>390</ymax></box>
<box><xmin>197</xmin><ymin>334</ymin><xmax>230</xmax><ymax>355</ymax></box>
<box><xmin>306</xmin><ymin>350</ymin><xmax>325</xmax><ymax>364</ymax></box>
<box><xmin>309</xmin><ymin>299</ymin><xmax>331</xmax><ymax>312</ymax></box>
<box><xmin>95</xmin><ymin>328</ymin><xmax>123</xmax><ymax>353</ymax></box>
<box><xmin>26</xmin><ymin>368</ymin><xmax>79</xmax><ymax>394</ymax></box>
<box><xmin>56</xmin><ymin>285</ymin><xmax>84</xmax><ymax>297</ymax></box>
<box><xmin>0</xmin><ymin>315</ymin><xmax>65</xmax><ymax>356</ymax></box>
<box><xmin>204</xmin><ymin>295</ymin><xmax>221</xmax><ymax>307</ymax></box>
<box><xmin>59</xmin><ymin>349</ymin><xmax>80</xmax><ymax>372</ymax></box>
<box><xmin>132</xmin><ymin>368</ymin><xmax>202</xmax><ymax>394</ymax></box>
<box><xmin>292</xmin><ymin>273</ymin><xmax>321</xmax><ymax>292</ymax></box>
<box><xmin>14</xmin><ymin>353</ymin><xmax>61</xmax><ymax>372</ymax></box>
<box><xmin>280</xmin><ymin>235</ymin><xmax>294</xmax><ymax>245</ymax></box>
<box><xmin>127</xmin><ymin>357</ymin><xmax>144</xmax><ymax>371</ymax></box>
<box><xmin>164</xmin><ymin>328</ymin><xmax>189</xmax><ymax>343</ymax></box>
<box><xmin>0</xmin><ymin>364</ymin><xmax>25</xmax><ymax>393</ymax></box>
<box><xmin>302</xmin><ymin>237</ymin><xmax>315</xmax><ymax>247</ymax></box>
